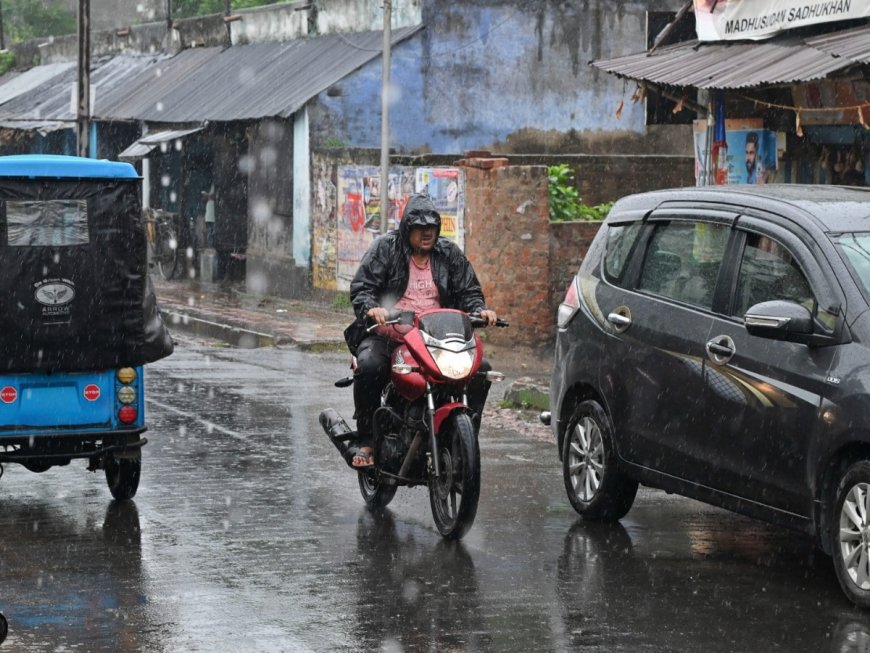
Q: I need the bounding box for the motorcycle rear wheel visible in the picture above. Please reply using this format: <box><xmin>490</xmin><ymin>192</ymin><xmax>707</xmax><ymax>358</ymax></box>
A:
<box><xmin>358</xmin><ymin>470</ymin><xmax>397</xmax><ymax>510</ymax></box>
<box><xmin>429</xmin><ymin>412</ymin><xmax>480</xmax><ymax>539</ymax></box>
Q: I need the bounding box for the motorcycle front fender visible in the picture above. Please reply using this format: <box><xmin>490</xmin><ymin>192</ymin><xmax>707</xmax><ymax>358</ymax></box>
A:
<box><xmin>433</xmin><ymin>402</ymin><xmax>468</xmax><ymax>435</ymax></box>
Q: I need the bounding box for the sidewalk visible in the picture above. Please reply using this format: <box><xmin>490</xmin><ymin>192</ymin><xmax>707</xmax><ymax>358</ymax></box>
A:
<box><xmin>152</xmin><ymin>278</ymin><xmax>553</xmax><ymax>408</ymax></box>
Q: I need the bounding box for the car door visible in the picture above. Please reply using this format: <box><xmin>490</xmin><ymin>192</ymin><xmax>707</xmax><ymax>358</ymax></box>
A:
<box><xmin>700</xmin><ymin>220</ymin><xmax>840</xmax><ymax>515</ymax></box>
<box><xmin>599</xmin><ymin>211</ymin><xmax>734</xmax><ymax>477</ymax></box>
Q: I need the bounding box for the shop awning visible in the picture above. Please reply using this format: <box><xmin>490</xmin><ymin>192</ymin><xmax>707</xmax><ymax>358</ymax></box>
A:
<box><xmin>117</xmin><ymin>126</ymin><xmax>204</xmax><ymax>160</ymax></box>
<box><xmin>591</xmin><ymin>22</ymin><xmax>870</xmax><ymax>90</ymax></box>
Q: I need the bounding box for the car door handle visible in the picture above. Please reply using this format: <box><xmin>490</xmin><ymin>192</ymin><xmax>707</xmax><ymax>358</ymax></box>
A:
<box><xmin>607</xmin><ymin>312</ymin><xmax>631</xmax><ymax>327</ymax></box>
<box><xmin>706</xmin><ymin>335</ymin><xmax>736</xmax><ymax>364</ymax></box>
<box><xmin>607</xmin><ymin>307</ymin><xmax>632</xmax><ymax>333</ymax></box>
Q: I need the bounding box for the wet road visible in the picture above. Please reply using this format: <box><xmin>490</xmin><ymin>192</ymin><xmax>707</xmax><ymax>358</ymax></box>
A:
<box><xmin>0</xmin><ymin>336</ymin><xmax>868</xmax><ymax>652</ymax></box>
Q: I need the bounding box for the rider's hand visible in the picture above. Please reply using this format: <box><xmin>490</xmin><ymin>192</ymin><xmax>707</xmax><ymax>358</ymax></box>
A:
<box><xmin>479</xmin><ymin>309</ymin><xmax>498</xmax><ymax>326</ymax></box>
<box><xmin>367</xmin><ymin>306</ymin><xmax>389</xmax><ymax>326</ymax></box>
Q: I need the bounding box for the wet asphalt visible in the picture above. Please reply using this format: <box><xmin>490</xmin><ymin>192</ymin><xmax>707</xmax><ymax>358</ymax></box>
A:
<box><xmin>0</xmin><ymin>336</ymin><xmax>867</xmax><ymax>652</ymax></box>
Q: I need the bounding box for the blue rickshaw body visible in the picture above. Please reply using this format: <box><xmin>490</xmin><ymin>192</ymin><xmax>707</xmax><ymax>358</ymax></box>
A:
<box><xmin>0</xmin><ymin>155</ymin><xmax>172</xmax><ymax>496</ymax></box>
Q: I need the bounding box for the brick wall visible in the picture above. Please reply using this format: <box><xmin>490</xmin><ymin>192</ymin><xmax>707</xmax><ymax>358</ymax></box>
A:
<box><xmin>462</xmin><ymin>162</ymin><xmax>551</xmax><ymax>347</ymax></box>
<box><xmin>549</xmin><ymin>221</ymin><xmax>602</xmax><ymax>310</ymax></box>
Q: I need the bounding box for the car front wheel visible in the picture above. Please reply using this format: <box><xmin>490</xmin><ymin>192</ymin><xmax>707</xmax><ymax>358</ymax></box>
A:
<box><xmin>832</xmin><ymin>461</ymin><xmax>870</xmax><ymax>608</ymax></box>
<box><xmin>562</xmin><ymin>400</ymin><xmax>637</xmax><ymax>522</ymax></box>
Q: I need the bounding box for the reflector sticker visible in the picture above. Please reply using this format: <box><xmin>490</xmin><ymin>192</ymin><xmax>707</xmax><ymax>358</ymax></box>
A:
<box><xmin>0</xmin><ymin>387</ymin><xmax>16</xmax><ymax>403</ymax></box>
<box><xmin>83</xmin><ymin>384</ymin><xmax>101</xmax><ymax>401</ymax></box>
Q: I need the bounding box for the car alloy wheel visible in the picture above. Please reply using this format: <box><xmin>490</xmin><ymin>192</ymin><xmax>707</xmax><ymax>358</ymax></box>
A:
<box><xmin>838</xmin><ymin>481</ymin><xmax>870</xmax><ymax>590</ymax></box>
<box><xmin>561</xmin><ymin>400</ymin><xmax>637</xmax><ymax>522</ymax></box>
<box><xmin>567</xmin><ymin>415</ymin><xmax>604</xmax><ymax>502</ymax></box>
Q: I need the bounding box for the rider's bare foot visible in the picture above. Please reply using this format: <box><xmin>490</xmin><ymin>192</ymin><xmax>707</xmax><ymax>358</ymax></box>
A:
<box><xmin>351</xmin><ymin>446</ymin><xmax>374</xmax><ymax>468</ymax></box>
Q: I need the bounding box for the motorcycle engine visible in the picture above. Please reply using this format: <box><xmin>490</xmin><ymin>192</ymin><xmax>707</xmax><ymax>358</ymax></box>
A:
<box><xmin>373</xmin><ymin>406</ymin><xmax>407</xmax><ymax>472</ymax></box>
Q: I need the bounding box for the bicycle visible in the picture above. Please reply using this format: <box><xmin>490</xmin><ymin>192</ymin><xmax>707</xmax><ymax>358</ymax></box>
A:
<box><xmin>144</xmin><ymin>208</ymin><xmax>181</xmax><ymax>280</ymax></box>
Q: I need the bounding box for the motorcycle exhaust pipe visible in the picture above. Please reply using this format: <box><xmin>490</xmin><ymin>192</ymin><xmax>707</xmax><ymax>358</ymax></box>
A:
<box><xmin>319</xmin><ymin>408</ymin><xmax>357</xmax><ymax>467</ymax></box>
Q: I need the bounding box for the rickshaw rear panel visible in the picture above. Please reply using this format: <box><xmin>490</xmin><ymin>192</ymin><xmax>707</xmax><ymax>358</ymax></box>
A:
<box><xmin>0</xmin><ymin>154</ymin><xmax>172</xmax><ymax>499</ymax></box>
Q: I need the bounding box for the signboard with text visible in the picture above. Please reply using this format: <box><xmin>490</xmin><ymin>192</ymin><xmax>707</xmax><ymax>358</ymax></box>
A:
<box><xmin>694</xmin><ymin>0</ymin><xmax>870</xmax><ymax>41</ymax></box>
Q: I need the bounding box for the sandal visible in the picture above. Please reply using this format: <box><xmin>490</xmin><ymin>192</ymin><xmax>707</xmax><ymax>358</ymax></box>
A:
<box><xmin>351</xmin><ymin>446</ymin><xmax>374</xmax><ymax>468</ymax></box>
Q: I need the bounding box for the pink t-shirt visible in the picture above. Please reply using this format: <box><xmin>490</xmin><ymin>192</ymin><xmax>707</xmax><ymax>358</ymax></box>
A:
<box><xmin>377</xmin><ymin>257</ymin><xmax>440</xmax><ymax>339</ymax></box>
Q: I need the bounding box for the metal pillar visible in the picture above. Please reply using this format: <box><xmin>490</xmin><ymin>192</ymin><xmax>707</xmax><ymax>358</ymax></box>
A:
<box><xmin>379</xmin><ymin>0</ymin><xmax>392</xmax><ymax>234</ymax></box>
<box><xmin>76</xmin><ymin>0</ymin><xmax>90</xmax><ymax>158</ymax></box>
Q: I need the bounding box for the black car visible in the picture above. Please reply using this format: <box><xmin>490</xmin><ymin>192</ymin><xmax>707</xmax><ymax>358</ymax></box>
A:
<box><xmin>546</xmin><ymin>184</ymin><xmax>870</xmax><ymax>608</ymax></box>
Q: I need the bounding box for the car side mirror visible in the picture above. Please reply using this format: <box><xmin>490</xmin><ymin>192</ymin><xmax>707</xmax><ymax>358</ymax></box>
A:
<box><xmin>744</xmin><ymin>300</ymin><xmax>814</xmax><ymax>343</ymax></box>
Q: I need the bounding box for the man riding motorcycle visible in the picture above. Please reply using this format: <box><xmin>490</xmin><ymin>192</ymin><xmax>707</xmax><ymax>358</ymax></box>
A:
<box><xmin>345</xmin><ymin>193</ymin><xmax>498</xmax><ymax>468</ymax></box>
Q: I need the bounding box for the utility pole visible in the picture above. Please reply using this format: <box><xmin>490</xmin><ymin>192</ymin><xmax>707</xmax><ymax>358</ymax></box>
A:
<box><xmin>76</xmin><ymin>0</ymin><xmax>90</xmax><ymax>158</ymax></box>
<box><xmin>166</xmin><ymin>0</ymin><xmax>172</xmax><ymax>28</ymax></box>
<box><xmin>379</xmin><ymin>0</ymin><xmax>391</xmax><ymax>234</ymax></box>
<box><xmin>0</xmin><ymin>1</ymin><xmax>6</xmax><ymax>51</ymax></box>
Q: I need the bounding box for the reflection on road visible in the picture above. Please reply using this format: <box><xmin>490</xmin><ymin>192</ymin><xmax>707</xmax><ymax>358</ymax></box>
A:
<box><xmin>556</xmin><ymin>516</ymin><xmax>870</xmax><ymax>653</ymax></box>
<box><xmin>0</xmin><ymin>499</ymin><xmax>147</xmax><ymax>651</ymax></box>
<box><xmin>352</xmin><ymin>508</ymin><xmax>491</xmax><ymax>652</ymax></box>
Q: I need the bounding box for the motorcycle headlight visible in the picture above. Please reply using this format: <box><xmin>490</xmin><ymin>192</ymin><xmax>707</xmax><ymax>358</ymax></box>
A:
<box><xmin>431</xmin><ymin>348</ymin><xmax>475</xmax><ymax>380</ymax></box>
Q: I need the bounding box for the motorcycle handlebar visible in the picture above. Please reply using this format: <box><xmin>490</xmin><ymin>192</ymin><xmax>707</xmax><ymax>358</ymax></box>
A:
<box><xmin>365</xmin><ymin>310</ymin><xmax>509</xmax><ymax>332</ymax></box>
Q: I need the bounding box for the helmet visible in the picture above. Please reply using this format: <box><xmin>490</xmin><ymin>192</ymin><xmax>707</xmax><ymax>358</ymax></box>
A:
<box><xmin>399</xmin><ymin>193</ymin><xmax>441</xmax><ymax>242</ymax></box>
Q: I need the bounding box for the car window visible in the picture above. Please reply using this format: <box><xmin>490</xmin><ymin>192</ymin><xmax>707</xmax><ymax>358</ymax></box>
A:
<box><xmin>603</xmin><ymin>222</ymin><xmax>642</xmax><ymax>286</ymax></box>
<box><xmin>637</xmin><ymin>221</ymin><xmax>728</xmax><ymax>309</ymax></box>
<box><xmin>733</xmin><ymin>233</ymin><xmax>815</xmax><ymax>318</ymax></box>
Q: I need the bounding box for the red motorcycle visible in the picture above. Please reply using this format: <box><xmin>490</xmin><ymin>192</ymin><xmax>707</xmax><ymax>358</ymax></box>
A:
<box><xmin>321</xmin><ymin>308</ymin><xmax>507</xmax><ymax>539</ymax></box>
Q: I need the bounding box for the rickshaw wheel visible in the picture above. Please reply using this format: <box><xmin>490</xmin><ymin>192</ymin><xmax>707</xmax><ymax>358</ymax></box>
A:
<box><xmin>105</xmin><ymin>454</ymin><xmax>141</xmax><ymax>501</ymax></box>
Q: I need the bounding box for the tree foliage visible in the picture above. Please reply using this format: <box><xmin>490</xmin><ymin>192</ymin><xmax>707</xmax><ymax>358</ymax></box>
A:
<box><xmin>3</xmin><ymin>0</ymin><xmax>76</xmax><ymax>43</ymax></box>
<box><xmin>172</xmin><ymin>0</ymin><xmax>287</xmax><ymax>19</ymax></box>
<box><xmin>547</xmin><ymin>164</ymin><xmax>613</xmax><ymax>222</ymax></box>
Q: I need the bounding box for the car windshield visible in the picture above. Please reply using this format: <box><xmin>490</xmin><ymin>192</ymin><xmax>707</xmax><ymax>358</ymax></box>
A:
<box><xmin>833</xmin><ymin>232</ymin><xmax>870</xmax><ymax>296</ymax></box>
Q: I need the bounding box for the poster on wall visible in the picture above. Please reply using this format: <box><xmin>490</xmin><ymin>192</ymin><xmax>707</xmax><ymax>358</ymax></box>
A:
<box><xmin>693</xmin><ymin>119</ymin><xmax>779</xmax><ymax>185</ymax></box>
<box><xmin>693</xmin><ymin>0</ymin><xmax>870</xmax><ymax>42</ymax></box>
<box><xmin>414</xmin><ymin>167</ymin><xmax>464</xmax><ymax>246</ymax></box>
<box><xmin>336</xmin><ymin>166</ymin><xmax>465</xmax><ymax>290</ymax></box>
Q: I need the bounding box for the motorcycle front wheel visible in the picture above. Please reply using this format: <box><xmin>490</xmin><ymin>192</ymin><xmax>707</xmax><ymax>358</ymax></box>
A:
<box><xmin>429</xmin><ymin>412</ymin><xmax>480</xmax><ymax>539</ymax></box>
<box><xmin>358</xmin><ymin>470</ymin><xmax>397</xmax><ymax>510</ymax></box>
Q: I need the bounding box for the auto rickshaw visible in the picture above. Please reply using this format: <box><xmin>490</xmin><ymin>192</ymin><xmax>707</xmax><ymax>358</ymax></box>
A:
<box><xmin>0</xmin><ymin>154</ymin><xmax>173</xmax><ymax>499</ymax></box>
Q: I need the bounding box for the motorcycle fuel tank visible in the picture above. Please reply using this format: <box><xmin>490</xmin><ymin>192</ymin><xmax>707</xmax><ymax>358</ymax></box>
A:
<box><xmin>392</xmin><ymin>345</ymin><xmax>426</xmax><ymax>401</ymax></box>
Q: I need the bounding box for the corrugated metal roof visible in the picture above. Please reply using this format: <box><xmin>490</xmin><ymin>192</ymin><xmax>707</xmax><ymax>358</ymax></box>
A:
<box><xmin>591</xmin><ymin>25</ymin><xmax>866</xmax><ymax>90</ymax></box>
<box><xmin>0</xmin><ymin>54</ymin><xmax>168</xmax><ymax>122</ymax></box>
<box><xmin>98</xmin><ymin>26</ymin><xmax>423</xmax><ymax>123</ymax></box>
<box><xmin>805</xmin><ymin>23</ymin><xmax>870</xmax><ymax>65</ymax></box>
<box><xmin>0</xmin><ymin>63</ymin><xmax>74</xmax><ymax>106</ymax></box>
<box><xmin>0</xmin><ymin>120</ymin><xmax>69</xmax><ymax>133</ymax></box>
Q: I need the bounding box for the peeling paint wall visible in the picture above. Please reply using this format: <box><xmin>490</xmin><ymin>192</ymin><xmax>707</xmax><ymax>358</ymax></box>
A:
<box><xmin>311</xmin><ymin>0</ymin><xmax>689</xmax><ymax>156</ymax></box>
<box><xmin>314</xmin><ymin>0</ymin><xmax>423</xmax><ymax>34</ymax></box>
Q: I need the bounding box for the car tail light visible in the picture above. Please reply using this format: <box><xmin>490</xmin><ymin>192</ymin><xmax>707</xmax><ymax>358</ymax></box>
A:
<box><xmin>118</xmin><ymin>406</ymin><xmax>137</xmax><ymax>424</ymax></box>
<box><xmin>557</xmin><ymin>276</ymin><xmax>581</xmax><ymax>328</ymax></box>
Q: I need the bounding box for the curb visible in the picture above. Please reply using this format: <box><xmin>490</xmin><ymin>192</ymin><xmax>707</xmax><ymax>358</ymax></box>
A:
<box><xmin>162</xmin><ymin>310</ymin><xmax>276</xmax><ymax>349</ymax></box>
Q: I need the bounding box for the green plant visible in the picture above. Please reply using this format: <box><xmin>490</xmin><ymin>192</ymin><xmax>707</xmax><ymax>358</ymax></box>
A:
<box><xmin>323</xmin><ymin>137</ymin><xmax>346</xmax><ymax>149</ymax></box>
<box><xmin>0</xmin><ymin>51</ymin><xmax>15</xmax><ymax>76</ymax></box>
<box><xmin>547</xmin><ymin>164</ymin><xmax>613</xmax><ymax>222</ymax></box>
<box><xmin>333</xmin><ymin>292</ymin><xmax>353</xmax><ymax>310</ymax></box>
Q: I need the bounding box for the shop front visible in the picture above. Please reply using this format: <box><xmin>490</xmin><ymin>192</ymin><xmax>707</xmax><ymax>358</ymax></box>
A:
<box><xmin>592</xmin><ymin>1</ymin><xmax>870</xmax><ymax>188</ymax></box>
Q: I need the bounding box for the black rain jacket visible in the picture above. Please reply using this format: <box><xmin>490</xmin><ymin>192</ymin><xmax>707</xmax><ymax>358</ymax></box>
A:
<box><xmin>344</xmin><ymin>195</ymin><xmax>487</xmax><ymax>354</ymax></box>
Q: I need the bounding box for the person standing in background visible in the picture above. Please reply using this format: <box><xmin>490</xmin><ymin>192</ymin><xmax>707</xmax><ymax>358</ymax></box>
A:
<box><xmin>202</xmin><ymin>183</ymin><xmax>216</xmax><ymax>248</ymax></box>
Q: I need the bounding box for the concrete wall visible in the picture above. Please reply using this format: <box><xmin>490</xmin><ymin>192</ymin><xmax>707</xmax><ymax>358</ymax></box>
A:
<box><xmin>20</xmin><ymin>0</ymin><xmax>421</xmax><ymax>64</ymax></box>
<box><xmin>314</xmin><ymin>0</ymin><xmax>422</xmax><ymax>34</ymax></box>
<box><xmin>246</xmin><ymin>119</ymin><xmax>299</xmax><ymax>296</ymax></box>
<box><xmin>310</xmin><ymin>0</ymin><xmax>690</xmax><ymax>156</ymax></box>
